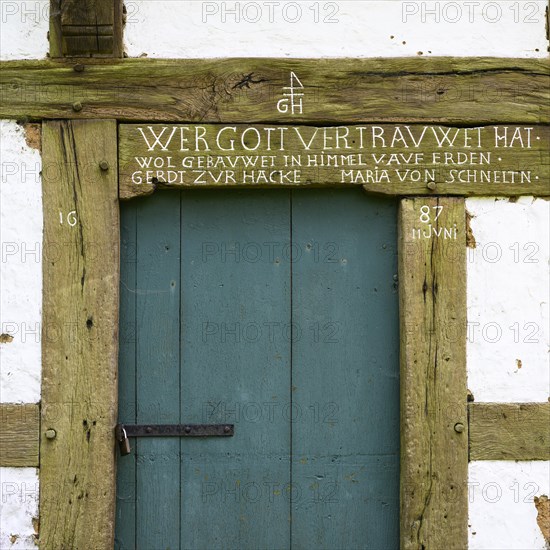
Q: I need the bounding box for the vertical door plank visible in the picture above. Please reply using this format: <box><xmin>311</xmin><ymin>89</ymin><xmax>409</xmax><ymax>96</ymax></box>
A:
<box><xmin>291</xmin><ymin>189</ymin><xmax>400</xmax><ymax>549</ymax></box>
<box><xmin>134</xmin><ymin>193</ymin><xmax>181</xmax><ymax>548</ymax></box>
<box><xmin>115</xmin><ymin>202</ymin><xmax>138</xmax><ymax>549</ymax></box>
<box><xmin>399</xmin><ymin>198</ymin><xmax>468</xmax><ymax>550</ymax></box>
<box><xmin>41</xmin><ymin>120</ymin><xmax>119</xmax><ymax>549</ymax></box>
<box><xmin>179</xmin><ymin>190</ymin><xmax>291</xmax><ymax>550</ymax></box>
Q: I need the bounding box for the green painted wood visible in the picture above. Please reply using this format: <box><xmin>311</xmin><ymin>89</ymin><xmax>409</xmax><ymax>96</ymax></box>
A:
<box><xmin>115</xmin><ymin>193</ymin><xmax>182</xmax><ymax>549</ymax></box>
<box><xmin>115</xmin><ymin>201</ymin><xmax>137</xmax><ymax>549</ymax></box>
<box><xmin>135</xmin><ymin>193</ymin><xmax>182</xmax><ymax>549</ymax></box>
<box><xmin>179</xmin><ymin>190</ymin><xmax>291</xmax><ymax>549</ymax></box>
<box><xmin>116</xmin><ymin>189</ymin><xmax>399</xmax><ymax>548</ymax></box>
<box><xmin>291</xmin><ymin>189</ymin><xmax>400</xmax><ymax>549</ymax></box>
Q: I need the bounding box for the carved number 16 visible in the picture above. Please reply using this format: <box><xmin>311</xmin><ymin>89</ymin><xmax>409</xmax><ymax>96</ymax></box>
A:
<box><xmin>419</xmin><ymin>205</ymin><xmax>443</xmax><ymax>224</ymax></box>
<box><xmin>59</xmin><ymin>211</ymin><xmax>78</xmax><ymax>227</ymax></box>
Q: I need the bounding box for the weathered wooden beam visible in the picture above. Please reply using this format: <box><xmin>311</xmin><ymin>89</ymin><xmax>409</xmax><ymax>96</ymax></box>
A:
<box><xmin>469</xmin><ymin>403</ymin><xmax>550</xmax><ymax>461</ymax></box>
<box><xmin>0</xmin><ymin>404</ymin><xmax>40</xmax><ymax>467</ymax></box>
<box><xmin>399</xmin><ymin>198</ymin><xmax>468</xmax><ymax>550</ymax></box>
<box><xmin>0</xmin><ymin>58</ymin><xmax>548</xmax><ymax>123</ymax></box>
<box><xmin>118</xmin><ymin>123</ymin><xmax>549</xmax><ymax>199</ymax></box>
<box><xmin>5</xmin><ymin>402</ymin><xmax>548</xmax><ymax>470</ymax></box>
<box><xmin>40</xmin><ymin>120</ymin><xmax>119</xmax><ymax>549</ymax></box>
<box><xmin>49</xmin><ymin>0</ymin><xmax>123</xmax><ymax>57</ymax></box>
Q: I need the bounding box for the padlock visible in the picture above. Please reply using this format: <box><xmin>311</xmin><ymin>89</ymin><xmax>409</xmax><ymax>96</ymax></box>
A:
<box><xmin>118</xmin><ymin>427</ymin><xmax>131</xmax><ymax>456</ymax></box>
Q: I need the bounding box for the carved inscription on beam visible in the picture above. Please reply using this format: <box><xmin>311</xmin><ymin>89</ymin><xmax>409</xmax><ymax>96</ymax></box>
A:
<box><xmin>119</xmin><ymin>123</ymin><xmax>549</xmax><ymax>199</ymax></box>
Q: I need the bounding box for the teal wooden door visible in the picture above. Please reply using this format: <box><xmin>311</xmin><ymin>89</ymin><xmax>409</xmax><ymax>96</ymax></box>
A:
<box><xmin>116</xmin><ymin>189</ymin><xmax>399</xmax><ymax>550</ymax></box>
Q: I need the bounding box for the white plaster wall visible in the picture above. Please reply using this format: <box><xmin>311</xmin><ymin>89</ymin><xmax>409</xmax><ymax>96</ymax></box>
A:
<box><xmin>0</xmin><ymin>121</ymin><xmax>43</xmax><ymax>549</ymax></box>
<box><xmin>0</xmin><ymin>1</ymin><xmax>49</xmax><ymax>60</ymax></box>
<box><xmin>469</xmin><ymin>462</ymin><xmax>550</xmax><ymax>549</ymax></box>
<box><xmin>0</xmin><ymin>469</ymin><xmax>38</xmax><ymax>549</ymax></box>
<box><xmin>1</xmin><ymin>6</ymin><xmax>46</xmax><ymax>545</ymax></box>
<box><xmin>124</xmin><ymin>0</ymin><xmax>548</xmax><ymax>58</ymax></box>
<box><xmin>466</xmin><ymin>197</ymin><xmax>550</xmax><ymax>403</ymax></box>
<box><xmin>466</xmin><ymin>196</ymin><xmax>550</xmax><ymax>549</ymax></box>
<box><xmin>1</xmin><ymin>1</ymin><xmax>549</xmax><ymax>548</ymax></box>
<box><xmin>0</xmin><ymin>121</ymin><xmax>43</xmax><ymax>405</ymax></box>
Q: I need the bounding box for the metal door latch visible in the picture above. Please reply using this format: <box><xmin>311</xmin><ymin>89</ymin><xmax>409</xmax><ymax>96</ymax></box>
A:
<box><xmin>115</xmin><ymin>423</ymin><xmax>234</xmax><ymax>456</ymax></box>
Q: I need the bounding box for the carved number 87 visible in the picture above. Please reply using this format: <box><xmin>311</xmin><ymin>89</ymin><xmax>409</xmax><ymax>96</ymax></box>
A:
<box><xmin>419</xmin><ymin>205</ymin><xmax>443</xmax><ymax>224</ymax></box>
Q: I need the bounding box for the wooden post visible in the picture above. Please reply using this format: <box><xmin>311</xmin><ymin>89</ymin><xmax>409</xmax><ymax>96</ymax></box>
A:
<box><xmin>45</xmin><ymin>1</ymin><xmax>121</xmax><ymax>545</ymax></box>
<box><xmin>40</xmin><ymin>120</ymin><xmax>119</xmax><ymax>549</ymax></box>
<box><xmin>399</xmin><ymin>198</ymin><xmax>468</xmax><ymax>550</ymax></box>
<box><xmin>49</xmin><ymin>0</ymin><xmax>124</xmax><ymax>57</ymax></box>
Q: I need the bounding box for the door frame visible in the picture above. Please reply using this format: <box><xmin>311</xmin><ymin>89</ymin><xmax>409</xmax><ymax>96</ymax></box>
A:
<box><xmin>41</xmin><ymin>118</ymin><xmax>468</xmax><ymax>550</ymax></box>
<box><xmin>0</xmin><ymin>56</ymin><xmax>543</xmax><ymax>549</ymax></box>
<box><xmin>43</xmin><ymin>133</ymin><xmax>469</xmax><ymax>548</ymax></box>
